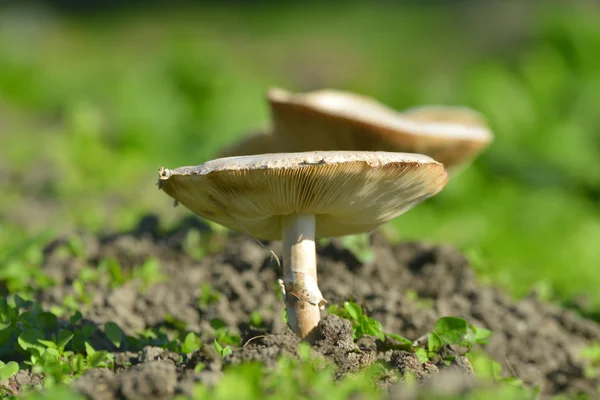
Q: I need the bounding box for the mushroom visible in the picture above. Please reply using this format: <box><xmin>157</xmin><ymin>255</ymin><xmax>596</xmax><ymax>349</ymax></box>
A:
<box><xmin>217</xmin><ymin>130</ymin><xmax>276</xmax><ymax>158</ymax></box>
<box><xmin>158</xmin><ymin>151</ymin><xmax>448</xmax><ymax>340</ymax></box>
<box><xmin>267</xmin><ymin>88</ymin><xmax>493</xmax><ymax>171</ymax></box>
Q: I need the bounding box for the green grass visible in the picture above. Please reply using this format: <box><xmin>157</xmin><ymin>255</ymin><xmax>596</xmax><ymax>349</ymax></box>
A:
<box><xmin>1</xmin><ymin>1</ymin><xmax>600</xmax><ymax>398</ymax></box>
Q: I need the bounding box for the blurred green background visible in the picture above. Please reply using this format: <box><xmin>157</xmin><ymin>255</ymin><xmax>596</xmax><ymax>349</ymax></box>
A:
<box><xmin>1</xmin><ymin>1</ymin><xmax>600</xmax><ymax>314</ymax></box>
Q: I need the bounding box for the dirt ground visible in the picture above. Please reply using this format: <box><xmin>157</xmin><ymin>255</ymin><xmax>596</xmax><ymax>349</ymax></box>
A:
<box><xmin>13</xmin><ymin>215</ymin><xmax>600</xmax><ymax>399</ymax></box>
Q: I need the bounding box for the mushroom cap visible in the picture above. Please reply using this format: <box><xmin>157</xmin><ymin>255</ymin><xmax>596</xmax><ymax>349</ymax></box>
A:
<box><xmin>217</xmin><ymin>130</ymin><xmax>276</xmax><ymax>158</ymax></box>
<box><xmin>267</xmin><ymin>88</ymin><xmax>493</xmax><ymax>170</ymax></box>
<box><xmin>401</xmin><ymin>105</ymin><xmax>489</xmax><ymax>127</ymax></box>
<box><xmin>158</xmin><ymin>151</ymin><xmax>448</xmax><ymax>240</ymax></box>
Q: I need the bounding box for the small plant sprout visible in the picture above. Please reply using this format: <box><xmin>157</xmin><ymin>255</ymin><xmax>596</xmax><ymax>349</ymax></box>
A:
<box><xmin>104</xmin><ymin>322</ymin><xmax>122</xmax><ymax>349</ymax></box>
<box><xmin>0</xmin><ymin>361</ymin><xmax>19</xmax><ymax>382</ymax></box>
<box><xmin>267</xmin><ymin>88</ymin><xmax>493</xmax><ymax>172</ymax></box>
<box><xmin>181</xmin><ymin>332</ymin><xmax>202</xmax><ymax>354</ymax></box>
<box><xmin>328</xmin><ymin>301</ymin><xmax>385</xmax><ymax>340</ymax></box>
<box><xmin>197</xmin><ymin>283</ymin><xmax>220</xmax><ymax>308</ymax></box>
<box><xmin>159</xmin><ymin>151</ymin><xmax>447</xmax><ymax>340</ymax></box>
<box><xmin>419</xmin><ymin>316</ymin><xmax>493</xmax><ymax>363</ymax></box>
<box><xmin>210</xmin><ymin>318</ymin><xmax>241</xmax><ymax>346</ymax></box>
<box><xmin>213</xmin><ymin>340</ymin><xmax>232</xmax><ymax>358</ymax></box>
<box><xmin>249</xmin><ymin>311</ymin><xmax>263</xmax><ymax>328</ymax></box>
<box><xmin>329</xmin><ymin>301</ymin><xmax>413</xmax><ymax>346</ymax></box>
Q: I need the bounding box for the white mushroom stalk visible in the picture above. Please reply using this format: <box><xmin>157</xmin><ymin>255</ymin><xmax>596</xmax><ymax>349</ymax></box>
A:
<box><xmin>158</xmin><ymin>151</ymin><xmax>448</xmax><ymax>340</ymax></box>
<box><xmin>280</xmin><ymin>213</ymin><xmax>324</xmax><ymax>339</ymax></box>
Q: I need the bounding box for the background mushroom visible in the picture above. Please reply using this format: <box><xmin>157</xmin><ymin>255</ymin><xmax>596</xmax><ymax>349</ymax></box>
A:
<box><xmin>267</xmin><ymin>87</ymin><xmax>493</xmax><ymax>171</ymax></box>
<box><xmin>158</xmin><ymin>151</ymin><xmax>448</xmax><ymax>339</ymax></box>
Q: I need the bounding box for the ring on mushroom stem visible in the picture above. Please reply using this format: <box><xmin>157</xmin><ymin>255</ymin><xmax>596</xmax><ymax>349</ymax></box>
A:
<box><xmin>158</xmin><ymin>151</ymin><xmax>448</xmax><ymax>340</ymax></box>
<box><xmin>267</xmin><ymin>87</ymin><xmax>493</xmax><ymax>172</ymax></box>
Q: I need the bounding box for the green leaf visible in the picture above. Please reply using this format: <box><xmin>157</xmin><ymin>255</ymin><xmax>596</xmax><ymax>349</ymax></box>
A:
<box><xmin>84</xmin><ymin>341</ymin><xmax>96</xmax><ymax>356</ymax></box>
<box><xmin>462</xmin><ymin>326</ymin><xmax>477</xmax><ymax>347</ymax></box>
<box><xmin>38</xmin><ymin>312</ymin><xmax>58</xmax><ymax>330</ymax></box>
<box><xmin>427</xmin><ymin>331</ymin><xmax>444</xmax><ymax>353</ymax></box>
<box><xmin>0</xmin><ymin>302</ymin><xmax>17</xmax><ymax>325</ymax></box>
<box><xmin>197</xmin><ymin>283</ymin><xmax>220</xmax><ymax>307</ymax></box>
<box><xmin>57</xmin><ymin>330</ymin><xmax>74</xmax><ymax>352</ymax></box>
<box><xmin>220</xmin><ymin>345</ymin><xmax>232</xmax><ymax>358</ymax></box>
<box><xmin>18</xmin><ymin>329</ymin><xmax>46</xmax><ymax>355</ymax></box>
<box><xmin>473</xmin><ymin>326</ymin><xmax>493</xmax><ymax>344</ymax></box>
<box><xmin>386</xmin><ymin>333</ymin><xmax>412</xmax><ymax>347</ymax></box>
<box><xmin>13</xmin><ymin>295</ymin><xmax>32</xmax><ymax>310</ymax></box>
<box><xmin>44</xmin><ymin>347</ymin><xmax>61</xmax><ymax>358</ymax></box>
<box><xmin>38</xmin><ymin>339</ymin><xmax>58</xmax><ymax>349</ymax></box>
<box><xmin>433</xmin><ymin>317</ymin><xmax>469</xmax><ymax>345</ymax></box>
<box><xmin>297</xmin><ymin>342</ymin><xmax>312</xmax><ymax>362</ymax></box>
<box><xmin>213</xmin><ymin>340</ymin><xmax>231</xmax><ymax>358</ymax></box>
<box><xmin>104</xmin><ymin>322</ymin><xmax>122</xmax><ymax>348</ymax></box>
<box><xmin>330</xmin><ymin>301</ymin><xmax>386</xmax><ymax>340</ymax></box>
<box><xmin>209</xmin><ymin>318</ymin><xmax>227</xmax><ymax>330</ymax></box>
<box><xmin>78</xmin><ymin>266</ymin><xmax>99</xmax><ymax>283</ymax></box>
<box><xmin>81</xmin><ymin>325</ymin><xmax>96</xmax><ymax>337</ymax></box>
<box><xmin>194</xmin><ymin>362</ymin><xmax>206</xmax><ymax>372</ymax></box>
<box><xmin>415</xmin><ymin>347</ymin><xmax>429</xmax><ymax>363</ymax></box>
<box><xmin>343</xmin><ymin>301</ymin><xmax>361</xmax><ymax>322</ymax></box>
<box><xmin>0</xmin><ymin>326</ymin><xmax>14</xmax><ymax>345</ymax></box>
<box><xmin>49</xmin><ymin>305</ymin><xmax>67</xmax><ymax>317</ymax></box>
<box><xmin>164</xmin><ymin>313</ymin><xmax>188</xmax><ymax>332</ymax></box>
<box><xmin>99</xmin><ymin>258</ymin><xmax>125</xmax><ymax>287</ymax></box>
<box><xmin>581</xmin><ymin>342</ymin><xmax>600</xmax><ymax>363</ymax></box>
<box><xmin>70</xmin><ymin>354</ymin><xmax>86</xmax><ymax>373</ymax></box>
<box><xmin>249</xmin><ymin>311</ymin><xmax>263</xmax><ymax>327</ymax></box>
<box><xmin>18</xmin><ymin>311</ymin><xmax>41</xmax><ymax>328</ymax></box>
<box><xmin>134</xmin><ymin>257</ymin><xmax>165</xmax><ymax>289</ymax></box>
<box><xmin>67</xmin><ymin>236</ymin><xmax>86</xmax><ymax>258</ymax></box>
<box><xmin>88</xmin><ymin>350</ymin><xmax>109</xmax><ymax>368</ymax></box>
<box><xmin>469</xmin><ymin>351</ymin><xmax>504</xmax><ymax>381</ymax></box>
<box><xmin>359</xmin><ymin>318</ymin><xmax>384</xmax><ymax>341</ymax></box>
<box><xmin>63</xmin><ymin>295</ymin><xmax>80</xmax><ymax>311</ymax></box>
<box><xmin>73</xmin><ymin>280</ymin><xmax>86</xmax><ymax>298</ymax></box>
<box><xmin>328</xmin><ymin>303</ymin><xmax>347</xmax><ymax>318</ymax></box>
<box><xmin>216</xmin><ymin>330</ymin><xmax>240</xmax><ymax>346</ymax></box>
<box><xmin>183</xmin><ymin>229</ymin><xmax>207</xmax><ymax>261</ymax></box>
<box><xmin>70</xmin><ymin>311</ymin><xmax>83</xmax><ymax>324</ymax></box>
<box><xmin>28</xmin><ymin>354</ymin><xmax>39</xmax><ymax>365</ymax></box>
<box><xmin>0</xmin><ymin>361</ymin><xmax>19</xmax><ymax>381</ymax></box>
<box><xmin>181</xmin><ymin>332</ymin><xmax>201</xmax><ymax>354</ymax></box>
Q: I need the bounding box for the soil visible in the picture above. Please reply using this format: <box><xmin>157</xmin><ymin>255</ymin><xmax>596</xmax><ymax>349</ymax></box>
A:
<box><xmin>8</xmin><ymin>215</ymin><xmax>600</xmax><ymax>399</ymax></box>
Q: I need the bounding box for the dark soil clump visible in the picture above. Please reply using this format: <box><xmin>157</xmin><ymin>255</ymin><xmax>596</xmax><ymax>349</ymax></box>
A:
<box><xmin>12</xmin><ymin>216</ymin><xmax>600</xmax><ymax>399</ymax></box>
<box><xmin>74</xmin><ymin>361</ymin><xmax>177</xmax><ymax>400</ymax></box>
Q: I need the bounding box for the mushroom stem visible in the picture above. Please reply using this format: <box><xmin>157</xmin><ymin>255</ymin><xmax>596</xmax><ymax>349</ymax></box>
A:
<box><xmin>281</xmin><ymin>213</ymin><xmax>325</xmax><ymax>340</ymax></box>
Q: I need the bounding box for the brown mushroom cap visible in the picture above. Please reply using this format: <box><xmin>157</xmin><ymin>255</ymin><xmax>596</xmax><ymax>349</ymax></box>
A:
<box><xmin>401</xmin><ymin>105</ymin><xmax>489</xmax><ymax>126</ymax></box>
<box><xmin>158</xmin><ymin>151</ymin><xmax>448</xmax><ymax>240</ymax></box>
<box><xmin>217</xmin><ymin>130</ymin><xmax>276</xmax><ymax>158</ymax></box>
<box><xmin>267</xmin><ymin>88</ymin><xmax>493</xmax><ymax>169</ymax></box>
